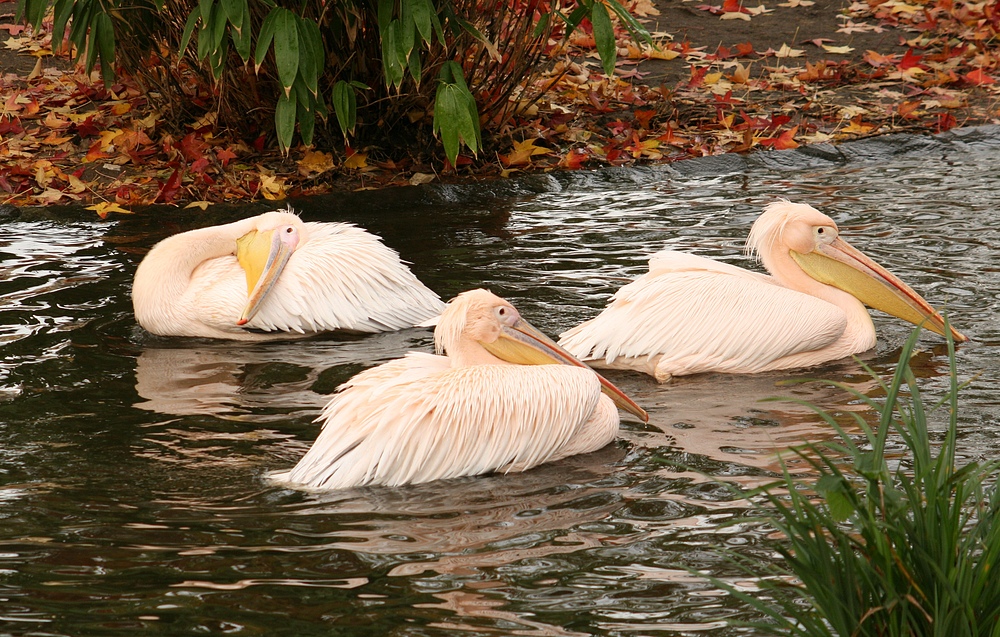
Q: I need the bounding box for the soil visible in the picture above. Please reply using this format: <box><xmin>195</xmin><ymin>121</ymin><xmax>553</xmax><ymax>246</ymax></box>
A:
<box><xmin>1</xmin><ymin>0</ymin><xmax>998</xmax><ymax>207</ymax></box>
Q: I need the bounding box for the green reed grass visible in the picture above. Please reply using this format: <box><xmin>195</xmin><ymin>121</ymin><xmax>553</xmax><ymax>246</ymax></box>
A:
<box><xmin>723</xmin><ymin>325</ymin><xmax>1000</xmax><ymax>637</ymax></box>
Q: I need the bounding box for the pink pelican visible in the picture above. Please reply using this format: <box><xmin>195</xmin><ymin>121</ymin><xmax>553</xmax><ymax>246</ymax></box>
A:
<box><xmin>272</xmin><ymin>289</ymin><xmax>648</xmax><ymax>490</ymax></box>
<box><xmin>559</xmin><ymin>201</ymin><xmax>967</xmax><ymax>382</ymax></box>
<box><xmin>132</xmin><ymin>209</ymin><xmax>445</xmax><ymax>339</ymax></box>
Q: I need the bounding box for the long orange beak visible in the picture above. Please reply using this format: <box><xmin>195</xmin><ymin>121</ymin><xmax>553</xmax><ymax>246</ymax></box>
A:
<box><xmin>791</xmin><ymin>236</ymin><xmax>967</xmax><ymax>342</ymax></box>
<box><xmin>235</xmin><ymin>228</ymin><xmax>298</xmax><ymax>325</ymax></box>
<box><xmin>482</xmin><ymin>316</ymin><xmax>649</xmax><ymax>422</ymax></box>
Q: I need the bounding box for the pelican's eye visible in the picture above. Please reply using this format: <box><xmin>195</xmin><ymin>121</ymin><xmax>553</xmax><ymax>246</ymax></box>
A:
<box><xmin>494</xmin><ymin>305</ymin><xmax>518</xmax><ymax>325</ymax></box>
<box><xmin>815</xmin><ymin>225</ymin><xmax>836</xmax><ymax>243</ymax></box>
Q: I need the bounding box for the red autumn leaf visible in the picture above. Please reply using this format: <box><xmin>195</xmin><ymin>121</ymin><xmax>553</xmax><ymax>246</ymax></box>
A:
<box><xmin>0</xmin><ymin>23</ymin><xmax>27</xmax><ymax>35</ymax></box>
<box><xmin>759</xmin><ymin>125</ymin><xmax>799</xmax><ymax>150</ymax></box>
<box><xmin>190</xmin><ymin>157</ymin><xmax>210</xmax><ymax>174</ymax></box>
<box><xmin>964</xmin><ymin>69</ymin><xmax>996</xmax><ymax>85</ymax></box>
<box><xmin>155</xmin><ymin>169</ymin><xmax>183</xmax><ymax>203</ymax></box>
<box><xmin>179</xmin><ymin>133</ymin><xmax>207</xmax><ymax>162</ymax></box>
<box><xmin>216</xmin><ymin>148</ymin><xmax>237</xmax><ymax>167</ymax></box>
<box><xmin>937</xmin><ymin>112</ymin><xmax>958</xmax><ymax>132</ymax></box>
<box><xmin>84</xmin><ymin>141</ymin><xmax>110</xmax><ymax>163</ymax></box>
<box><xmin>721</xmin><ymin>0</ymin><xmax>750</xmax><ymax>13</ymax></box>
<box><xmin>897</xmin><ymin>100</ymin><xmax>920</xmax><ymax>119</ymax></box>
<box><xmin>735</xmin><ymin>42</ymin><xmax>756</xmax><ymax>57</ymax></box>
<box><xmin>559</xmin><ymin>148</ymin><xmax>589</xmax><ymax>169</ymax></box>
<box><xmin>687</xmin><ymin>65</ymin><xmax>709</xmax><ymax>88</ymax></box>
<box><xmin>898</xmin><ymin>49</ymin><xmax>925</xmax><ymax>70</ymax></box>
<box><xmin>634</xmin><ymin>109</ymin><xmax>656</xmax><ymax>129</ymax></box>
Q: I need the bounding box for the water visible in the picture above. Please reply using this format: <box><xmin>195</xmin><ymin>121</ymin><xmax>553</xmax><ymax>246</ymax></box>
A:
<box><xmin>1</xmin><ymin>125</ymin><xmax>999</xmax><ymax>636</ymax></box>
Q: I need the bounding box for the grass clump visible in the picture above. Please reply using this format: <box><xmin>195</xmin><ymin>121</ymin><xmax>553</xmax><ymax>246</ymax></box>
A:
<box><xmin>726</xmin><ymin>326</ymin><xmax>1000</xmax><ymax>637</ymax></box>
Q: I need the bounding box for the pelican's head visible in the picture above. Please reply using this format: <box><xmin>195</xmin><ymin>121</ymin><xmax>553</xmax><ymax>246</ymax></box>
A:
<box><xmin>747</xmin><ymin>200</ymin><xmax>967</xmax><ymax>342</ymax></box>
<box><xmin>436</xmin><ymin>289</ymin><xmax>648</xmax><ymax>422</ymax></box>
<box><xmin>235</xmin><ymin>210</ymin><xmax>308</xmax><ymax>325</ymax></box>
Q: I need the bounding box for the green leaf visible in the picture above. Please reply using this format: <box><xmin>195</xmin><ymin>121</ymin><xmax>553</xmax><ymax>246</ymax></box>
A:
<box><xmin>377</xmin><ymin>0</ymin><xmax>393</xmax><ymax>32</ymax></box>
<box><xmin>590</xmin><ymin>1</ymin><xmax>616</xmax><ymax>77</ymax></box>
<box><xmin>816</xmin><ymin>475</ymin><xmax>854</xmax><ymax>522</ymax></box>
<box><xmin>297</xmin><ymin>16</ymin><xmax>323</xmax><ymax>96</ymax></box>
<box><xmin>95</xmin><ymin>11</ymin><xmax>115</xmax><ymax>85</ymax></box>
<box><xmin>52</xmin><ymin>0</ymin><xmax>75</xmax><ymax>51</ymax></box>
<box><xmin>296</xmin><ymin>89</ymin><xmax>315</xmax><ymax>146</ymax></box>
<box><xmin>199</xmin><ymin>0</ymin><xmax>213</xmax><ymax>24</ymax></box>
<box><xmin>231</xmin><ymin>0</ymin><xmax>252</xmax><ymax>61</ymax></box>
<box><xmin>272</xmin><ymin>8</ymin><xmax>299</xmax><ymax>96</ymax></box>
<box><xmin>208</xmin><ymin>1</ymin><xmax>228</xmax><ymax>55</ymax></box>
<box><xmin>275</xmin><ymin>91</ymin><xmax>297</xmax><ymax>154</ymax></box>
<box><xmin>381</xmin><ymin>20</ymin><xmax>404</xmax><ymax>90</ymax></box>
<box><xmin>433</xmin><ymin>62</ymin><xmax>481</xmax><ymax>165</ymax></box>
<box><xmin>332</xmin><ymin>80</ymin><xmax>357</xmax><ymax>138</ymax></box>
<box><xmin>407</xmin><ymin>47</ymin><xmax>422</xmax><ymax>87</ymax></box>
<box><xmin>254</xmin><ymin>8</ymin><xmax>280</xmax><ymax>72</ymax></box>
<box><xmin>410</xmin><ymin>0</ymin><xmax>433</xmax><ymax>44</ymax></box>
<box><xmin>179</xmin><ymin>8</ymin><xmax>201</xmax><ymax>54</ymax></box>
<box><xmin>221</xmin><ymin>0</ymin><xmax>241</xmax><ymax>24</ymax></box>
<box><xmin>605</xmin><ymin>0</ymin><xmax>653</xmax><ymax>44</ymax></box>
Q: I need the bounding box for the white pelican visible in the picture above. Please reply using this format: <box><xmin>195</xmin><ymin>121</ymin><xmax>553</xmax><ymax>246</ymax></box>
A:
<box><xmin>132</xmin><ymin>209</ymin><xmax>445</xmax><ymax>339</ymax></box>
<box><xmin>559</xmin><ymin>201</ymin><xmax>967</xmax><ymax>382</ymax></box>
<box><xmin>272</xmin><ymin>289</ymin><xmax>648</xmax><ymax>490</ymax></box>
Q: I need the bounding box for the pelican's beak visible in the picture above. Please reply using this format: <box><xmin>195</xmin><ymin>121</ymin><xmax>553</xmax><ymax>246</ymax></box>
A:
<box><xmin>791</xmin><ymin>237</ymin><xmax>967</xmax><ymax>342</ymax></box>
<box><xmin>482</xmin><ymin>317</ymin><xmax>649</xmax><ymax>422</ymax></box>
<box><xmin>235</xmin><ymin>228</ymin><xmax>298</xmax><ymax>325</ymax></box>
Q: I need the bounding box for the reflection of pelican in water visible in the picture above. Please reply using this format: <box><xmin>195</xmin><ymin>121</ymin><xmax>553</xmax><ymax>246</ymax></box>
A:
<box><xmin>273</xmin><ymin>289</ymin><xmax>647</xmax><ymax>490</ymax></box>
<box><xmin>560</xmin><ymin>201</ymin><xmax>967</xmax><ymax>381</ymax></box>
<box><xmin>133</xmin><ymin>330</ymin><xmax>428</xmax><ymax>419</ymax></box>
<box><xmin>132</xmin><ymin>209</ymin><xmax>444</xmax><ymax>340</ymax></box>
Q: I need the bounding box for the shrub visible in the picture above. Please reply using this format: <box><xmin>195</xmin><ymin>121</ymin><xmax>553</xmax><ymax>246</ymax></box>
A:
<box><xmin>16</xmin><ymin>0</ymin><xmax>650</xmax><ymax>163</ymax></box>
<box><xmin>722</xmin><ymin>325</ymin><xmax>1000</xmax><ymax>636</ymax></box>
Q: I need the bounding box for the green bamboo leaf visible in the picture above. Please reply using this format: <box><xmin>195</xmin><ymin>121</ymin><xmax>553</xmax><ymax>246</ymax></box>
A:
<box><xmin>254</xmin><ymin>9</ymin><xmax>280</xmax><ymax>72</ymax></box>
<box><xmin>407</xmin><ymin>48</ymin><xmax>421</xmax><ymax>87</ymax></box>
<box><xmin>272</xmin><ymin>8</ymin><xmax>299</xmax><ymax>96</ymax></box>
<box><xmin>295</xmin><ymin>87</ymin><xmax>315</xmax><ymax>146</ymax></box>
<box><xmin>331</xmin><ymin>80</ymin><xmax>357</xmax><ymax>138</ymax></box>
<box><xmin>52</xmin><ymin>0</ymin><xmax>75</xmax><ymax>51</ymax></box>
<box><xmin>231</xmin><ymin>0</ymin><xmax>251</xmax><ymax>61</ymax></box>
<box><xmin>209</xmin><ymin>33</ymin><xmax>229</xmax><ymax>79</ymax></box>
<box><xmin>199</xmin><ymin>0</ymin><xmax>213</xmax><ymax>24</ymax></box>
<box><xmin>590</xmin><ymin>1</ymin><xmax>616</xmax><ymax>77</ymax></box>
<box><xmin>179</xmin><ymin>8</ymin><xmax>200</xmax><ymax>54</ymax></box>
<box><xmin>433</xmin><ymin>86</ymin><xmax>460</xmax><ymax>165</ymax></box>
<box><xmin>275</xmin><ymin>91</ymin><xmax>297</xmax><ymax>154</ymax></box>
<box><xmin>209</xmin><ymin>1</ymin><xmax>227</xmax><ymax>54</ymax></box>
<box><xmin>381</xmin><ymin>20</ymin><xmax>403</xmax><ymax>90</ymax></box>
<box><xmin>220</xmin><ymin>0</ymin><xmax>241</xmax><ymax>24</ymax></box>
<box><xmin>85</xmin><ymin>15</ymin><xmax>100</xmax><ymax>72</ymax></box>
<box><xmin>69</xmin><ymin>0</ymin><xmax>92</xmax><ymax>54</ymax></box>
<box><xmin>433</xmin><ymin>62</ymin><xmax>481</xmax><ymax>164</ymax></box>
<box><xmin>605</xmin><ymin>0</ymin><xmax>653</xmax><ymax>43</ymax></box>
<box><xmin>95</xmin><ymin>11</ymin><xmax>115</xmax><ymax>85</ymax></box>
<box><xmin>297</xmin><ymin>17</ymin><xmax>323</xmax><ymax>96</ymax></box>
<box><xmin>410</xmin><ymin>0</ymin><xmax>432</xmax><ymax>44</ymax></box>
<box><xmin>377</xmin><ymin>0</ymin><xmax>393</xmax><ymax>32</ymax></box>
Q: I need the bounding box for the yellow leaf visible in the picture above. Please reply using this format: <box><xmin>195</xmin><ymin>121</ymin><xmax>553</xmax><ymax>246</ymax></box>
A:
<box><xmin>776</xmin><ymin>44</ymin><xmax>805</xmax><ymax>58</ymax></box>
<box><xmin>111</xmin><ymin>102</ymin><xmax>131</xmax><ymax>116</ymax></box>
<box><xmin>259</xmin><ymin>174</ymin><xmax>287</xmax><ymax>200</ymax></box>
<box><xmin>704</xmin><ymin>72</ymin><xmax>724</xmax><ymax>85</ymax></box>
<box><xmin>501</xmin><ymin>138</ymin><xmax>553</xmax><ymax>166</ymax></box>
<box><xmin>184</xmin><ymin>201</ymin><xmax>212</xmax><ymax>210</ymax></box>
<box><xmin>85</xmin><ymin>202</ymin><xmax>133</xmax><ymax>218</ymax></box>
<box><xmin>343</xmin><ymin>151</ymin><xmax>368</xmax><ymax>170</ymax></box>
<box><xmin>298</xmin><ymin>150</ymin><xmax>335</xmax><ymax>177</ymax></box>
<box><xmin>822</xmin><ymin>44</ymin><xmax>855</xmax><ymax>54</ymax></box>
<box><xmin>409</xmin><ymin>172</ymin><xmax>436</xmax><ymax>186</ymax></box>
<box><xmin>67</xmin><ymin>174</ymin><xmax>87</xmax><ymax>194</ymax></box>
<box><xmin>720</xmin><ymin>11</ymin><xmax>751</xmax><ymax>20</ymax></box>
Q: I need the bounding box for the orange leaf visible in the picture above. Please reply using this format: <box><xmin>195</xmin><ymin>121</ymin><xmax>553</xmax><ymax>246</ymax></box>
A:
<box><xmin>761</xmin><ymin>125</ymin><xmax>799</xmax><ymax>150</ymax></box>
<box><xmin>501</xmin><ymin>139</ymin><xmax>553</xmax><ymax>167</ymax></box>
<box><xmin>964</xmin><ymin>69</ymin><xmax>996</xmax><ymax>85</ymax></box>
<box><xmin>86</xmin><ymin>202</ymin><xmax>133</xmax><ymax>219</ymax></box>
<box><xmin>299</xmin><ymin>150</ymin><xmax>335</xmax><ymax>177</ymax></box>
<box><xmin>111</xmin><ymin>102</ymin><xmax>131</xmax><ymax>116</ymax></box>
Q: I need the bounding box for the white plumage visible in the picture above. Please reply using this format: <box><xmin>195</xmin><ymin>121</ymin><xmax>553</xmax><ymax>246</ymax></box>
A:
<box><xmin>272</xmin><ymin>289</ymin><xmax>646</xmax><ymax>490</ymax></box>
<box><xmin>132</xmin><ymin>210</ymin><xmax>445</xmax><ymax>340</ymax></box>
<box><xmin>560</xmin><ymin>201</ymin><xmax>966</xmax><ymax>382</ymax></box>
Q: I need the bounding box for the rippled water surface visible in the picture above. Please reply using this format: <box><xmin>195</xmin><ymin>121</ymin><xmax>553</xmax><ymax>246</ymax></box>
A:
<box><xmin>2</xmin><ymin>126</ymin><xmax>999</xmax><ymax>636</ymax></box>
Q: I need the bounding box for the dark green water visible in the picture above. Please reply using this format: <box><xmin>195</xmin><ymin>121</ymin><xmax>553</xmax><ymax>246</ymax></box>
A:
<box><xmin>1</xmin><ymin>126</ymin><xmax>998</xmax><ymax>636</ymax></box>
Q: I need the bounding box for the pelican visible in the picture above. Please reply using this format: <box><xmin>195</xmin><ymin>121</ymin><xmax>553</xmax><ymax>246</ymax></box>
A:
<box><xmin>132</xmin><ymin>209</ymin><xmax>445</xmax><ymax>339</ymax></box>
<box><xmin>559</xmin><ymin>201</ymin><xmax>967</xmax><ymax>382</ymax></box>
<box><xmin>271</xmin><ymin>289</ymin><xmax>648</xmax><ymax>490</ymax></box>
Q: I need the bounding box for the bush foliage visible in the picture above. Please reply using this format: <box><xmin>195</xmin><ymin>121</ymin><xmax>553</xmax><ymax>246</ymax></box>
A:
<box><xmin>16</xmin><ymin>0</ymin><xmax>650</xmax><ymax>163</ymax></box>
<box><xmin>724</xmin><ymin>326</ymin><xmax>1000</xmax><ymax>636</ymax></box>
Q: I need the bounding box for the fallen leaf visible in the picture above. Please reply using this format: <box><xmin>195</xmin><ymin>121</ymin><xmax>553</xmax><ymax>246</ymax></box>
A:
<box><xmin>298</xmin><ymin>150</ymin><xmax>335</xmax><ymax>177</ymax></box>
<box><xmin>86</xmin><ymin>202</ymin><xmax>133</xmax><ymax>218</ymax></box>
<box><xmin>775</xmin><ymin>44</ymin><xmax>805</xmax><ymax>58</ymax></box>
<box><xmin>258</xmin><ymin>174</ymin><xmax>286</xmax><ymax>200</ymax></box>
<box><xmin>343</xmin><ymin>150</ymin><xmax>368</xmax><ymax>170</ymax></box>
<box><xmin>408</xmin><ymin>172</ymin><xmax>436</xmax><ymax>185</ymax></box>
<box><xmin>501</xmin><ymin>138</ymin><xmax>553</xmax><ymax>166</ymax></box>
<box><xmin>822</xmin><ymin>44</ymin><xmax>855</xmax><ymax>54</ymax></box>
<box><xmin>185</xmin><ymin>201</ymin><xmax>212</xmax><ymax>210</ymax></box>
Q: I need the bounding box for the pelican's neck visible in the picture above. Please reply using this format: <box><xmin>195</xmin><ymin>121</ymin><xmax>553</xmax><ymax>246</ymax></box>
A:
<box><xmin>132</xmin><ymin>217</ymin><xmax>258</xmax><ymax>332</ymax></box>
<box><xmin>448</xmin><ymin>338</ymin><xmax>511</xmax><ymax>368</ymax></box>
<box><xmin>765</xmin><ymin>248</ymin><xmax>877</xmax><ymax>348</ymax></box>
